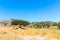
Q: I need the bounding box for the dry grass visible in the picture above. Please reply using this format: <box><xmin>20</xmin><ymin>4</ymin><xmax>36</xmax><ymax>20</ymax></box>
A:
<box><xmin>0</xmin><ymin>27</ymin><xmax>60</xmax><ymax>40</ymax></box>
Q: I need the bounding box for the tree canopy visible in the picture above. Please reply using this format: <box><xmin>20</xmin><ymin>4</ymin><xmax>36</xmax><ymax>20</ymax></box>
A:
<box><xmin>11</xmin><ymin>19</ymin><xmax>60</xmax><ymax>29</ymax></box>
<box><xmin>11</xmin><ymin>19</ymin><xmax>30</xmax><ymax>26</ymax></box>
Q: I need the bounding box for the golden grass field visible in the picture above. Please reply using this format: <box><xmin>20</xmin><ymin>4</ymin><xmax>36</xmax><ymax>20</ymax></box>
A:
<box><xmin>0</xmin><ymin>27</ymin><xmax>60</xmax><ymax>40</ymax></box>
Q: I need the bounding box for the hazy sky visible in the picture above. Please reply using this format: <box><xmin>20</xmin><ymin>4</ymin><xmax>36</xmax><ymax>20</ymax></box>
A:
<box><xmin>0</xmin><ymin>0</ymin><xmax>60</xmax><ymax>22</ymax></box>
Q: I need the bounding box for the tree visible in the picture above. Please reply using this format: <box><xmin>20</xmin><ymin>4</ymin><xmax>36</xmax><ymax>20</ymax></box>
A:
<box><xmin>53</xmin><ymin>22</ymin><xmax>58</xmax><ymax>26</ymax></box>
<box><xmin>11</xmin><ymin>19</ymin><xmax>30</xmax><ymax>26</ymax></box>
<box><xmin>57</xmin><ymin>22</ymin><xmax>60</xmax><ymax>29</ymax></box>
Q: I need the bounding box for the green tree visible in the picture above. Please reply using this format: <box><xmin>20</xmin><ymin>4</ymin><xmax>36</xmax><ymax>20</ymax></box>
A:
<box><xmin>57</xmin><ymin>22</ymin><xmax>60</xmax><ymax>29</ymax></box>
<box><xmin>11</xmin><ymin>19</ymin><xmax>30</xmax><ymax>26</ymax></box>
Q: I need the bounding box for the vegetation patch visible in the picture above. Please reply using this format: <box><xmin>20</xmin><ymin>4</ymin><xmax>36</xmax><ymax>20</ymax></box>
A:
<box><xmin>0</xmin><ymin>31</ymin><xmax>7</xmax><ymax>35</ymax></box>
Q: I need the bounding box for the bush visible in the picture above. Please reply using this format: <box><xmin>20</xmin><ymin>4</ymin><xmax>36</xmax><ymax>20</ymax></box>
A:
<box><xmin>35</xmin><ymin>26</ymin><xmax>42</xmax><ymax>28</ymax></box>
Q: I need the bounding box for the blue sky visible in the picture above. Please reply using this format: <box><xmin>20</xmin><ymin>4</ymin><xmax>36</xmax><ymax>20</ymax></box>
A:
<box><xmin>0</xmin><ymin>0</ymin><xmax>60</xmax><ymax>22</ymax></box>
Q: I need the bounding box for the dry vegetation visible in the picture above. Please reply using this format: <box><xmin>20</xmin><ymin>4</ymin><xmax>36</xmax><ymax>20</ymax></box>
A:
<box><xmin>0</xmin><ymin>26</ymin><xmax>60</xmax><ymax>40</ymax></box>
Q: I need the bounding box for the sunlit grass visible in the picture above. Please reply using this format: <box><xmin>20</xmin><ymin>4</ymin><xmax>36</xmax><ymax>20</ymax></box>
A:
<box><xmin>0</xmin><ymin>27</ymin><xmax>60</xmax><ymax>40</ymax></box>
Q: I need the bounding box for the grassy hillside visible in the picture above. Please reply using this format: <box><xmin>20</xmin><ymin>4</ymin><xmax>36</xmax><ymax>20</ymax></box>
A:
<box><xmin>0</xmin><ymin>27</ymin><xmax>60</xmax><ymax>40</ymax></box>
